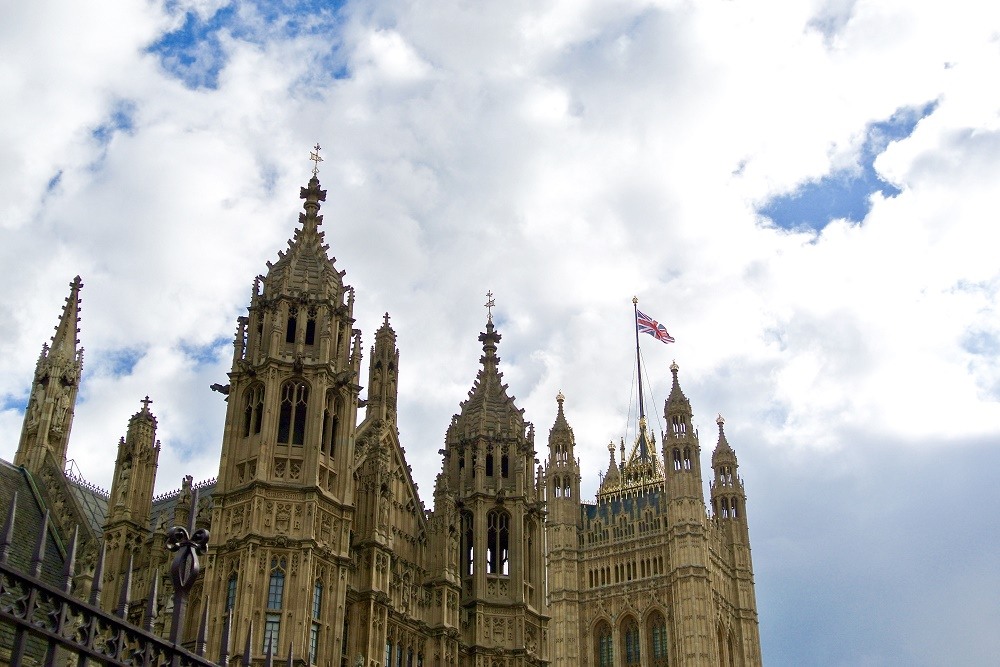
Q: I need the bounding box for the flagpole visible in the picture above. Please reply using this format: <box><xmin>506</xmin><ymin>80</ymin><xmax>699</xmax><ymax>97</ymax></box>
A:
<box><xmin>632</xmin><ymin>296</ymin><xmax>646</xmax><ymax>422</ymax></box>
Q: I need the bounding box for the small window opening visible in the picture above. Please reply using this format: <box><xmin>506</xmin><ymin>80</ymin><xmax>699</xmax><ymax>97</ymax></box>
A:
<box><xmin>305</xmin><ymin>317</ymin><xmax>316</xmax><ymax>346</ymax></box>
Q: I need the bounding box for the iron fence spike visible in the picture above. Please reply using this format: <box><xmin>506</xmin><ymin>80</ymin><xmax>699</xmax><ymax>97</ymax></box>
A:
<box><xmin>30</xmin><ymin>509</ymin><xmax>50</xmax><ymax>578</ymax></box>
<box><xmin>62</xmin><ymin>524</ymin><xmax>79</xmax><ymax>593</ymax></box>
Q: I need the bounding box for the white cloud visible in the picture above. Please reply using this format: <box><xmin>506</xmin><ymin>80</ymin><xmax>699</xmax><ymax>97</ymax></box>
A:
<box><xmin>2</xmin><ymin>0</ymin><xmax>1000</xmax><ymax>662</ymax></box>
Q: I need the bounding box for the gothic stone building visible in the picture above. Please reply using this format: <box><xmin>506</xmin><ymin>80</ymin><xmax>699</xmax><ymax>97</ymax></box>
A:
<box><xmin>5</xmin><ymin>172</ymin><xmax>762</xmax><ymax>666</ymax></box>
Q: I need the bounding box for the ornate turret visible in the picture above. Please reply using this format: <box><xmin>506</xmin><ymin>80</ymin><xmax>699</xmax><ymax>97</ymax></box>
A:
<box><xmin>663</xmin><ymin>360</ymin><xmax>704</xmax><ymax>500</ymax></box>
<box><xmin>107</xmin><ymin>397</ymin><xmax>161</xmax><ymax>523</ymax></box>
<box><xmin>208</xmin><ymin>151</ymin><xmax>362</xmax><ymax>663</ymax></box>
<box><xmin>711</xmin><ymin>415</ymin><xmax>748</xmax><ymax>529</ymax></box>
<box><xmin>544</xmin><ymin>391</ymin><xmax>581</xmax><ymax>521</ymax></box>
<box><xmin>364</xmin><ymin>313</ymin><xmax>400</xmax><ymax>426</ymax></box>
<box><xmin>101</xmin><ymin>397</ymin><xmax>161</xmax><ymax>611</ymax></box>
<box><xmin>441</xmin><ymin>301</ymin><xmax>547</xmax><ymax>663</ymax></box>
<box><xmin>15</xmin><ymin>276</ymin><xmax>85</xmax><ymax>473</ymax></box>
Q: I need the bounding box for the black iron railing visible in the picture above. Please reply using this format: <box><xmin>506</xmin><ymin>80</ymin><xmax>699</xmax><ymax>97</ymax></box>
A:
<box><xmin>0</xmin><ymin>489</ymin><xmax>291</xmax><ymax>667</ymax></box>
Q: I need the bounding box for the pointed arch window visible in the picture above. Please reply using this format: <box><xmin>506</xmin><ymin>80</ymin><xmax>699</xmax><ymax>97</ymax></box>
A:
<box><xmin>226</xmin><ymin>572</ymin><xmax>237</xmax><ymax>611</ymax></box>
<box><xmin>648</xmin><ymin>611</ymin><xmax>668</xmax><ymax>666</ymax></box>
<box><xmin>277</xmin><ymin>380</ymin><xmax>309</xmax><ymax>445</ymax></box>
<box><xmin>462</xmin><ymin>511</ymin><xmax>474</xmax><ymax>576</ymax></box>
<box><xmin>501</xmin><ymin>452</ymin><xmax>509</xmax><ymax>478</ymax></box>
<box><xmin>286</xmin><ymin>307</ymin><xmax>298</xmax><ymax>344</ymax></box>
<box><xmin>305</xmin><ymin>307</ymin><xmax>317</xmax><ymax>346</ymax></box>
<box><xmin>243</xmin><ymin>384</ymin><xmax>265</xmax><ymax>437</ymax></box>
<box><xmin>486</xmin><ymin>509</ymin><xmax>510</xmax><ymax>575</ymax></box>
<box><xmin>623</xmin><ymin>617</ymin><xmax>641</xmax><ymax>665</ymax></box>
<box><xmin>596</xmin><ymin>621</ymin><xmax>613</xmax><ymax>667</ymax></box>
<box><xmin>264</xmin><ymin>557</ymin><xmax>286</xmax><ymax>653</ymax></box>
<box><xmin>671</xmin><ymin>414</ymin><xmax>686</xmax><ymax>435</ymax></box>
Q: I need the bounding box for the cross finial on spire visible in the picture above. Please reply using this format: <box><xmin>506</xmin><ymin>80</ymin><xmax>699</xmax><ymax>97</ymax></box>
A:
<box><xmin>140</xmin><ymin>396</ymin><xmax>153</xmax><ymax>412</ymax></box>
<box><xmin>309</xmin><ymin>143</ymin><xmax>323</xmax><ymax>177</ymax></box>
<box><xmin>485</xmin><ymin>290</ymin><xmax>495</xmax><ymax>322</ymax></box>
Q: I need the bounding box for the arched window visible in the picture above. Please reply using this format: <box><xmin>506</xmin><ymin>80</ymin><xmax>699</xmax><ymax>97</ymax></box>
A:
<box><xmin>277</xmin><ymin>380</ymin><xmax>309</xmax><ymax>445</ymax></box>
<box><xmin>683</xmin><ymin>446</ymin><xmax>692</xmax><ymax>470</ymax></box>
<box><xmin>595</xmin><ymin>621</ymin><xmax>613</xmax><ymax>667</ymax></box>
<box><xmin>486</xmin><ymin>452</ymin><xmax>494</xmax><ymax>476</ymax></box>
<box><xmin>486</xmin><ymin>510</ymin><xmax>510</xmax><ymax>575</ymax></box>
<box><xmin>622</xmin><ymin>616</ymin><xmax>641</xmax><ymax>665</ymax></box>
<box><xmin>286</xmin><ymin>307</ymin><xmax>298</xmax><ymax>344</ymax></box>
<box><xmin>671</xmin><ymin>414</ymin><xmax>686</xmax><ymax>435</ymax></box>
<box><xmin>264</xmin><ymin>557</ymin><xmax>286</xmax><ymax>653</ymax></box>
<box><xmin>313</xmin><ymin>579</ymin><xmax>323</xmax><ymax>618</ymax></box>
<box><xmin>728</xmin><ymin>630</ymin><xmax>737</xmax><ymax>667</ymax></box>
<box><xmin>305</xmin><ymin>308</ymin><xmax>317</xmax><ymax>346</ymax></box>
<box><xmin>673</xmin><ymin>448</ymin><xmax>682</xmax><ymax>471</ymax></box>
<box><xmin>226</xmin><ymin>572</ymin><xmax>237</xmax><ymax>612</ymax></box>
<box><xmin>501</xmin><ymin>453</ymin><xmax>509</xmax><ymax>478</ymax></box>
<box><xmin>462</xmin><ymin>511</ymin><xmax>474</xmax><ymax>576</ymax></box>
<box><xmin>242</xmin><ymin>384</ymin><xmax>264</xmax><ymax>437</ymax></box>
<box><xmin>647</xmin><ymin>611</ymin><xmax>668</xmax><ymax>666</ymax></box>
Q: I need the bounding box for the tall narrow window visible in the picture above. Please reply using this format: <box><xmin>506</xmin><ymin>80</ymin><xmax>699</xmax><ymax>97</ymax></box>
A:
<box><xmin>486</xmin><ymin>453</ymin><xmax>494</xmax><ymax>477</ymax></box>
<box><xmin>277</xmin><ymin>381</ymin><xmax>309</xmax><ymax>445</ymax></box>
<box><xmin>265</xmin><ymin>560</ymin><xmax>286</xmax><ymax>654</ymax></box>
<box><xmin>462</xmin><ymin>511</ymin><xmax>474</xmax><ymax>576</ymax></box>
<box><xmin>226</xmin><ymin>572</ymin><xmax>237</xmax><ymax>611</ymax></box>
<box><xmin>385</xmin><ymin>641</ymin><xmax>392</xmax><ymax>667</ymax></box>
<box><xmin>267</xmin><ymin>558</ymin><xmax>286</xmax><ymax>609</ymax></box>
<box><xmin>486</xmin><ymin>510</ymin><xmax>510</xmax><ymax>575</ymax></box>
<box><xmin>596</xmin><ymin>622</ymin><xmax>613</xmax><ymax>667</ymax></box>
<box><xmin>286</xmin><ymin>308</ymin><xmax>298</xmax><ymax>344</ymax></box>
<box><xmin>310</xmin><ymin>623</ymin><xmax>319</xmax><ymax>664</ymax></box>
<box><xmin>623</xmin><ymin>617</ymin><xmax>641</xmax><ymax>665</ymax></box>
<box><xmin>648</xmin><ymin>611</ymin><xmax>668</xmax><ymax>666</ymax></box>
<box><xmin>243</xmin><ymin>384</ymin><xmax>264</xmax><ymax>437</ymax></box>
<box><xmin>313</xmin><ymin>580</ymin><xmax>323</xmax><ymax>617</ymax></box>
<box><xmin>305</xmin><ymin>313</ymin><xmax>316</xmax><ymax>346</ymax></box>
<box><xmin>501</xmin><ymin>454</ymin><xmax>509</xmax><ymax>478</ymax></box>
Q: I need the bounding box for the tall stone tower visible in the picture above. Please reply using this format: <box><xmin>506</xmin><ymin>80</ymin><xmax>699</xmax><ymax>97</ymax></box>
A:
<box><xmin>662</xmin><ymin>361</ymin><xmax>716</xmax><ymax>664</ymax></box>
<box><xmin>205</xmin><ymin>172</ymin><xmax>363</xmax><ymax>663</ymax></box>
<box><xmin>710</xmin><ymin>416</ymin><xmax>763</xmax><ymax>666</ymax></box>
<box><xmin>542</xmin><ymin>393</ymin><xmax>581</xmax><ymax>666</ymax></box>
<box><xmin>441</xmin><ymin>315</ymin><xmax>548</xmax><ymax>665</ymax></box>
<box><xmin>15</xmin><ymin>276</ymin><xmax>84</xmax><ymax>474</ymax></box>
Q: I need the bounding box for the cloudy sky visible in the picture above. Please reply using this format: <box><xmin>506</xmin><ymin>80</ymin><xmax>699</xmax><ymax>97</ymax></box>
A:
<box><xmin>2</xmin><ymin>0</ymin><xmax>999</xmax><ymax>663</ymax></box>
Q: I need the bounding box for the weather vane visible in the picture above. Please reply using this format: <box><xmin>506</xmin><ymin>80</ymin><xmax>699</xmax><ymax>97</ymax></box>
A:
<box><xmin>485</xmin><ymin>290</ymin><xmax>495</xmax><ymax>321</ymax></box>
<box><xmin>309</xmin><ymin>143</ymin><xmax>323</xmax><ymax>176</ymax></box>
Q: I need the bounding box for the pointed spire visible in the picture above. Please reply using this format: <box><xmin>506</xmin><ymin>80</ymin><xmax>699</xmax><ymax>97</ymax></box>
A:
<box><xmin>712</xmin><ymin>414</ymin><xmax>737</xmax><ymax>466</ymax></box>
<box><xmin>49</xmin><ymin>276</ymin><xmax>84</xmax><ymax>361</ymax></box>
<box><xmin>666</xmin><ymin>360</ymin><xmax>690</xmax><ymax>407</ymax></box>
<box><xmin>715</xmin><ymin>414</ymin><xmax>733</xmax><ymax>453</ymax></box>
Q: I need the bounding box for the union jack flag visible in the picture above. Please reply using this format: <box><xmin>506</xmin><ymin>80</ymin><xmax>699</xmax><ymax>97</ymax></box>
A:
<box><xmin>636</xmin><ymin>310</ymin><xmax>675</xmax><ymax>344</ymax></box>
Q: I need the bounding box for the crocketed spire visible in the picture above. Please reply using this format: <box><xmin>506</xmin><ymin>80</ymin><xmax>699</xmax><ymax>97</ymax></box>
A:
<box><xmin>263</xmin><ymin>174</ymin><xmax>343</xmax><ymax>298</ymax></box>
<box><xmin>456</xmin><ymin>318</ymin><xmax>524</xmax><ymax>431</ymax></box>
<box><xmin>712</xmin><ymin>414</ymin><xmax>736</xmax><ymax>464</ymax></box>
<box><xmin>48</xmin><ymin>275</ymin><xmax>84</xmax><ymax>364</ymax></box>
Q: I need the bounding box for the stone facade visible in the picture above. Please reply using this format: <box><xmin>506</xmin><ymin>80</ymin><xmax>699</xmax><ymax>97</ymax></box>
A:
<box><xmin>7</xmin><ymin>171</ymin><xmax>762</xmax><ymax>666</ymax></box>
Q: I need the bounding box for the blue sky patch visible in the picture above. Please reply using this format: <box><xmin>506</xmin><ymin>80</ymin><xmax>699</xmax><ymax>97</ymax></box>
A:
<box><xmin>147</xmin><ymin>1</ymin><xmax>348</xmax><ymax>90</ymax></box>
<box><xmin>181</xmin><ymin>338</ymin><xmax>229</xmax><ymax>366</ymax></box>
<box><xmin>92</xmin><ymin>101</ymin><xmax>136</xmax><ymax>145</ymax></box>
<box><xmin>1</xmin><ymin>395</ymin><xmax>27</xmax><ymax>412</ymax></box>
<box><xmin>759</xmin><ymin>101</ymin><xmax>937</xmax><ymax>232</ymax></box>
<box><xmin>104</xmin><ymin>348</ymin><xmax>144</xmax><ymax>376</ymax></box>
